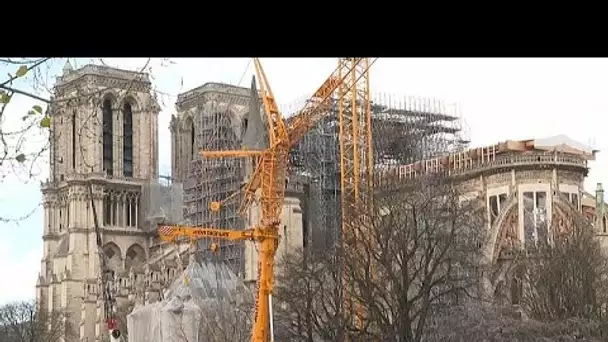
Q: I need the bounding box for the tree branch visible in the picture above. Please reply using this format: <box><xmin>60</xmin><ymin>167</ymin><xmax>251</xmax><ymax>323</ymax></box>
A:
<box><xmin>0</xmin><ymin>58</ymin><xmax>51</xmax><ymax>88</ymax></box>
<box><xmin>0</xmin><ymin>84</ymin><xmax>50</xmax><ymax>103</ymax></box>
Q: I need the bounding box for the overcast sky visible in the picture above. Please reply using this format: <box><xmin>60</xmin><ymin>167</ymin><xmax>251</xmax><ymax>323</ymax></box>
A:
<box><xmin>0</xmin><ymin>57</ymin><xmax>606</xmax><ymax>304</ymax></box>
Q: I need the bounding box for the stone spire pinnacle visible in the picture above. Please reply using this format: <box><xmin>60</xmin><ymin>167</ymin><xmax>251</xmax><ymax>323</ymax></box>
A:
<box><xmin>62</xmin><ymin>60</ymin><xmax>73</xmax><ymax>75</ymax></box>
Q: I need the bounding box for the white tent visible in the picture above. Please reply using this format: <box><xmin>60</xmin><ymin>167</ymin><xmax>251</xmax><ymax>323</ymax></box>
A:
<box><xmin>127</xmin><ymin>259</ymin><xmax>252</xmax><ymax>342</ymax></box>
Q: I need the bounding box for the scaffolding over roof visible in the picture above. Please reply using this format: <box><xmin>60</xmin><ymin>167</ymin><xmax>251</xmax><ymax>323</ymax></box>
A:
<box><xmin>290</xmin><ymin>93</ymin><xmax>468</xmax><ymax>250</ymax></box>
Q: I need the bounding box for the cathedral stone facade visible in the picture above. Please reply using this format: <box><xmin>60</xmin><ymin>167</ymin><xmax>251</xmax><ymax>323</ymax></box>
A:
<box><xmin>36</xmin><ymin>63</ymin><xmax>165</xmax><ymax>341</ymax></box>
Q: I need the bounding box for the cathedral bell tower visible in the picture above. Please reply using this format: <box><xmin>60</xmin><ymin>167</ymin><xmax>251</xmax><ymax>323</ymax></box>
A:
<box><xmin>37</xmin><ymin>62</ymin><xmax>160</xmax><ymax>341</ymax></box>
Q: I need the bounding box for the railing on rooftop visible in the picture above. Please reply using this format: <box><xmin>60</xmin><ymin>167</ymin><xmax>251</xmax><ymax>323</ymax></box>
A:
<box><xmin>376</xmin><ymin>144</ymin><xmax>588</xmax><ymax>184</ymax></box>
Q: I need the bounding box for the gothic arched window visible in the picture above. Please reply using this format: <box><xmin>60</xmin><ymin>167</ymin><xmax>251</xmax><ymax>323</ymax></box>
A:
<box><xmin>123</xmin><ymin>102</ymin><xmax>133</xmax><ymax>177</ymax></box>
<box><xmin>102</xmin><ymin>99</ymin><xmax>113</xmax><ymax>176</ymax></box>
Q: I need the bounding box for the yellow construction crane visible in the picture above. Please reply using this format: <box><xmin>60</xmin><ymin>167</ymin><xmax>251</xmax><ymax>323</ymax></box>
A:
<box><xmin>158</xmin><ymin>57</ymin><xmax>376</xmax><ymax>342</ymax></box>
<box><xmin>337</xmin><ymin>59</ymin><xmax>375</xmax><ymax>333</ymax></box>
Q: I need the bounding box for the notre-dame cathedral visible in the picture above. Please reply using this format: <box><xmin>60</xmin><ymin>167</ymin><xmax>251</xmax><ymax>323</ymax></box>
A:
<box><xmin>36</xmin><ymin>61</ymin><xmax>305</xmax><ymax>341</ymax></box>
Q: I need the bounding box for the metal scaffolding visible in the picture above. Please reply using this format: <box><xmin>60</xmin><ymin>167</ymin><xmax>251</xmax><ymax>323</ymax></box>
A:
<box><xmin>179</xmin><ymin>84</ymin><xmax>252</xmax><ymax>278</ymax></box>
<box><xmin>290</xmin><ymin>94</ymin><xmax>469</xmax><ymax>251</ymax></box>
<box><xmin>172</xmin><ymin>82</ymin><xmax>469</xmax><ymax>275</ymax></box>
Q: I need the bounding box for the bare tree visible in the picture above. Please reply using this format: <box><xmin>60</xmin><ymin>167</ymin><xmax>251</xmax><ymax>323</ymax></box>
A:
<box><xmin>274</xmin><ymin>247</ymin><xmax>353</xmax><ymax>342</ymax></box>
<box><xmin>275</xmin><ymin>176</ymin><xmax>488</xmax><ymax>342</ymax></box>
<box><xmin>422</xmin><ymin>202</ymin><xmax>608</xmax><ymax>341</ymax></box>
<box><xmin>196</xmin><ymin>296</ymin><xmax>253</xmax><ymax>342</ymax></box>
<box><xmin>426</xmin><ymin>302</ymin><xmax>608</xmax><ymax>342</ymax></box>
<box><xmin>349</xmin><ymin>176</ymin><xmax>487</xmax><ymax>341</ymax></box>
<box><xmin>518</xmin><ymin>213</ymin><xmax>608</xmax><ymax>321</ymax></box>
<box><xmin>0</xmin><ymin>300</ymin><xmax>75</xmax><ymax>342</ymax></box>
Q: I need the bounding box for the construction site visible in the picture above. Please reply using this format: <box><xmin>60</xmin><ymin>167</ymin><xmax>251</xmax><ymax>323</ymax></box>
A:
<box><xmin>35</xmin><ymin>58</ymin><xmax>604</xmax><ymax>342</ymax></box>
<box><xmin>167</xmin><ymin>78</ymin><xmax>468</xmax><ymax>270</ymax></box>
<box><xmin>137</xmin><ymin>60</ymin><xmax>469</xmax><ymax>341</ymax></box>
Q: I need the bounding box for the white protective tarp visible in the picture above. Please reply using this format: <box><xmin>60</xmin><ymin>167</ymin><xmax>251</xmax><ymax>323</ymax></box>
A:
<box><xmin>127</xmin><ymin>259</ymin><xmax>251</xmax><ymax>342</ymax></box>
<box><xmin>534</xmin><ymin>134</ymin><xmax>595</xmax><ymax>155</ymax></box>
<box><xmin>127</xmin><ymin>296</ymin><xmax>202</xmax><ymax>342</ymax></box>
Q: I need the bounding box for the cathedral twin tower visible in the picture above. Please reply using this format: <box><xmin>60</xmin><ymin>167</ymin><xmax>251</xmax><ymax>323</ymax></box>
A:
<box><xmin>37</xmin><ymin>63</ymin><xmax>160</xmax><ymax>341</ymax></box>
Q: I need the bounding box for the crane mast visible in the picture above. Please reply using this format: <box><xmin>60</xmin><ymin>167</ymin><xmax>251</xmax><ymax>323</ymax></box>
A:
<box><xmin>337</xmin><ymin>58</ymin><xmax>374</xmax><ymax>331</ymax></box>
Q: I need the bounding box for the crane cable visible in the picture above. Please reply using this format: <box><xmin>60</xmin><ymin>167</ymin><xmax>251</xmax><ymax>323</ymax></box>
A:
<box><xmin>87</xmin><ymin>181</ymin><xmax>121</xmax><ymax>340</ymax></box>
